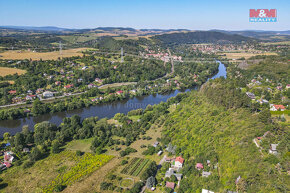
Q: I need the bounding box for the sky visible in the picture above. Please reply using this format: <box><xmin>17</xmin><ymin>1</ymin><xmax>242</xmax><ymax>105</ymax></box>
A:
<box><xmin>0</xmin><ymin>0</ymin><xmax>289</xmax><ymax>30</ymax></box>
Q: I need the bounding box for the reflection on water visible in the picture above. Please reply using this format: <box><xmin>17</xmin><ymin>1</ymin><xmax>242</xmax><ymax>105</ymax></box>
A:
<box><xmin>0</xmin><ymin>61</ymin><xmax>226</xmax><ymax>135</ymax></box>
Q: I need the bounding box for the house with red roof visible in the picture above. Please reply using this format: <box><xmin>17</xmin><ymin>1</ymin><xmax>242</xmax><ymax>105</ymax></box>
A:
<box><xmin>95</xmin><ymin>78</ymin><xmax>103</xmax><ymax>83</ymax></box>
<box><xmin>116</xmin><ymin>90</ymin><xmax>123</xmax><ymax>95</ymax></box>
<box><xmin>8</xmin><ymin>90</ymin><xmax>16</xmax><ymax>95</ymax></box>
<box><xmin>55</xmin><ymin>81</ymin><xmax>61</xmax><ymax>86</ymax></box>
<box><xmin>64</xmin><ymin>84</ymin><xmax>74</xmax><ymax>89</ymax></box>
<box><xmin>270</xmin><ymin>104</ymin><xmax>286</xmax><ymax>111</ymax></box>
<box><xmin>175</xmin><ymin>156</ymin><xmax>185</xmax><ymax>168</ymax></box>
<box><xmin>166</xmin><ymin>181</ymin><xmax>175</xmax><ymax>189</ymax></box>
<box><xmin>4</xmin><ymin>162</ymin><xmax>11</xmax><ymax>168</ymax></box>
<box><xmin>196</xmin><ymin>163</ymin><xmax>204</xmax><ymax>170</ymax></box>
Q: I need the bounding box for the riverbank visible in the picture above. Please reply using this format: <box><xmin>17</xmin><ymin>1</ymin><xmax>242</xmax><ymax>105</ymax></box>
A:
<box><xmin>0</xmin><ymin>61</ymin><xmax>226</xmax><ymax>135</ymax></box>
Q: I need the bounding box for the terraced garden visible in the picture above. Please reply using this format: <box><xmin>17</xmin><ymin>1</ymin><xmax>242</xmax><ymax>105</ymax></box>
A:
<box><xmin>120</xmin><ymin>157</ymin><xmax>151</xmax><ymax>177</ymax></box>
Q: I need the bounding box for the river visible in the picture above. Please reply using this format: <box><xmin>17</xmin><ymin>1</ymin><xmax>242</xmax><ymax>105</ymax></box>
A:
<box><xmin>0</xmin><ymin>61</ymin><xmax>226</xmax><ymax>135</ymax></box>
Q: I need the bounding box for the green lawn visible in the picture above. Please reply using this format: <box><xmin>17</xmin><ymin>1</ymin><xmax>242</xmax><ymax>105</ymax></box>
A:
<box><xmin>65</xmin><ymin>138</ymin><xmax>94</xmax><ymax>152</ymax></box>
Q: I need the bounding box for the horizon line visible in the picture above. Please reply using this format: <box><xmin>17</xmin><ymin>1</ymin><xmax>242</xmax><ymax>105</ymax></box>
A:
<box><xmin>0</xmin><ymin>25</ymin><xmax>289</xmax><ymax>32</ymax></box>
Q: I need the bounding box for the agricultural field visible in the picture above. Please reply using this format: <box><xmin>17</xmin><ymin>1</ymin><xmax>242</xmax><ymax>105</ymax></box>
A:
<box><xmin>219</xmin><ymin>52</ymin><xmax>277</xmax><ymax>60</ymax></box>
<box><xmin>42</xmin><ymin>153</ymin><xmax>113</xmax><ymax>192</ymax></box>
<box><xmin>61</xmin><ymin>157</ymin><xmax>119</xmax><ymax>193</ymax></box>
<box><xmin>261</xmin><ymin>41</ymin><xmax>290</xmax><ymax>45</ymax></box>
<box><xmin>121</xmin><ymin>157</ymin><xmax>152</xmax><ymax>177</ymax></box>
<box><xmin>0</xmin><ymin>48</ymin><xmax>88</xmax><ymax>60</ymax></box>
<box><xmin>0</xmin><ymin>67</ymin><xmax>26</xmax><ymax>76</ymax></box>
<box><xmin>0</xmin><ymin>151</ymin><xmax>113</xmax><ymax>193</ymax></box>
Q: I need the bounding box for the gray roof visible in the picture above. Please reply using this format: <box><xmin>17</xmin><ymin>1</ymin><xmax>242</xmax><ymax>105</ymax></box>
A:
<box><xmin>202</xmin><ymin>171</ymin><xmax>211</xmax><ymax>177</ymax></box>
<box><xmin>270</xmin><ymin>144</ymin><xmax>278</xmax><ymax>151</ymax></box>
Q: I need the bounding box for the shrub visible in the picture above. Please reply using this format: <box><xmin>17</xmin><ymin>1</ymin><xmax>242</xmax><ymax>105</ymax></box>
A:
<box><xmin>22</xmin><ymin>160</ymin><xmax>34</xmax><ymax>169</ymax></box>
<box><xmin>76</xmin><ymin>150</ymin><xmax>83</xmax><ymax>156</ymax></box>
<box><xmin>53</xmin><ymin>185</ymin><xmax>66</xmax><ymax>192</ymax></box>
<box><xmin>121</xmin><ymin>160</ymin><xmax>128</xmax><ymax>165</ymax></box>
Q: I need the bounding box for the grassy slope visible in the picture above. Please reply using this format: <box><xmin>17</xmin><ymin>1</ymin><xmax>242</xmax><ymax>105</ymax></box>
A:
<box><xmin>0</xmin><ymin>151</ymin><xmax>79</xmax><ymax>193</ymax></box>
<box><xmin>162</xmin><ymin>91</ymin><xmax>288</xmax><ymax>192</ymax></box>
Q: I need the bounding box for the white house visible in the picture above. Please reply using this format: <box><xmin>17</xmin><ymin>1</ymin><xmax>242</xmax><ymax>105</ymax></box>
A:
<box><xmin>42</xmin><ymin>91</ymin><xmax>54</xmax><ymax>98</ymax></box>
<box><xmin>175</xmin><ymin>156</ymin><xmax>184</xmax><ymax>168</ymax></box>
<box><xmin>202</xmin><ymin>189</ymin><xmax>214</xmax><ymax>193</ymax></box>
<box><xmin>269</xmin><ymin>144</ymin><xmax>278</xmax><ymax>155</ymax></box>
<box><xmin>202</xmin><ymin>171</ymin><xmax>211</xmax><ymax>177</ymax></box>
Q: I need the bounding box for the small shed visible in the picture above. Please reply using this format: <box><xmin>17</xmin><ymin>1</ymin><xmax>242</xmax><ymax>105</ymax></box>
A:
<box><xmin>202</xmin><ymin>171</ymin><xmax>211</xmax><ymax>177</ymax></box>
<box><xmin>157</xmin><ymin>151</ymin><xmax>163</xmax><ymax>156</ymax></box>
<box><xmin>196</xmin><ymin>163</ymin><xmax>204</xmax><ymax>170</ymax></box>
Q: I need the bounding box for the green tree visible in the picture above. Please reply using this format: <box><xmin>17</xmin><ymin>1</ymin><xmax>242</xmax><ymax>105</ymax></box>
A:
<box><xmin>258</xmin><ymin>109</ymin><xmax>271</xmax><ymax>124</ymax></box>
<box><xmin>30</xmin><ymin>147</ymin><xmax>42</xmax><ymax>161</ymax></box>
<box><xmin>51</xmin><ymin>140</ymin><xmax>61</xmax><ymax>154</ymax></box>
<box><xmin>3</xmin><ymin>132</ymin><xmax>10</xmax><ymax>141</ymax></box>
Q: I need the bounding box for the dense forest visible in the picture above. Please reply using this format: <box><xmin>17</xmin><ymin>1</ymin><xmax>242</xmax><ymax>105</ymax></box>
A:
<box><xmin>153</xmin><ymin>31</ymin><xmax>255</xmax><ymax>46</ymax></box>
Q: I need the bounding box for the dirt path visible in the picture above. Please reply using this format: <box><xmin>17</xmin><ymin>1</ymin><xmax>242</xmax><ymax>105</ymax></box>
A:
<box><xmin>62</xmin><ymin>157</ymin><xmax>120</xmax><ymax>193</ymax></box>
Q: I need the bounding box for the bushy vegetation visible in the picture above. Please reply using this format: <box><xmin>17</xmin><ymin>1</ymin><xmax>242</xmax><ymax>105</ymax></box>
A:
<box><xmin>161</xmin><ymin>82</ymin><xmax>289</xmax><ymax>192</ymax></box>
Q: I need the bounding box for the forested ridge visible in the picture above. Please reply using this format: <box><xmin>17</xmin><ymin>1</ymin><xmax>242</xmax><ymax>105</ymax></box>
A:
<box><xmin>153</xmin><ymin>31</ymin><xmax>255</xmax><ymax>46</ymax></box>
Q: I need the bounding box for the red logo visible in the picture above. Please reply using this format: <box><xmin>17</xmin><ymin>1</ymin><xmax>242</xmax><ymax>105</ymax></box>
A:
<box><xmin>249</xmin><ymin>9</ymin><xmax>276</xmax><ymax>18</ymax></box>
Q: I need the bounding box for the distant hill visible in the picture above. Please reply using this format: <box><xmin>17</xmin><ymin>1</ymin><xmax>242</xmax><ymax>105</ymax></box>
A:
<box><xmin>210</xmin><ymin>29</ymin><xmax>290</xmax><ymax>41</ymax></box>
<box><xmin>152</xmin><ymin>31</ymin><xmax>255</xmax><ymax>45</ymax></box>
<box><xmin>0</xmin><ymin>26</ymin><xmax>72</xmax><ymax>32</ymax></box>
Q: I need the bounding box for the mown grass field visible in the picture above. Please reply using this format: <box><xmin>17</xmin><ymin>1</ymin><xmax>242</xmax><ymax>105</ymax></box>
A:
<box><xmin>261</xmin><ymin>41</ymin><xmax>290</xmax><ymax>45</ymax></box>
<box><xmin>0</xmin><ymin>48</ymin><xmax>88</xmax><ymax>60</ymax></box>
<box><xmin>0</xmin><ymin>67</ymin><xmax>26</xmax><ymax>76</ymax></box>
<box><xmin>65</xmin><ymin>138</ymin><xmax>94</xmax><ymax>152</ymax></box>
<box><xmin>98</xmin><ymin>82</ymin><xmax>137</xmax><ymax>90</ymax></box>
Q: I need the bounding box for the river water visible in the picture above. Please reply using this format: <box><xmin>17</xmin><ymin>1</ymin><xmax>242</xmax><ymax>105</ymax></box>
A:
<box><xmin>0</xmin><ymin>61</ymin><xmax>226</xmax><ymax>135</ymax></box>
